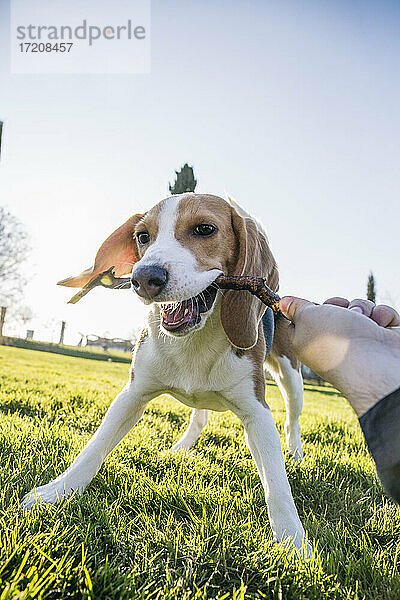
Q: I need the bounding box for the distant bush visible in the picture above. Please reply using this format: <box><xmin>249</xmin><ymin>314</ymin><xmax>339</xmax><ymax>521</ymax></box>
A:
<box><xmin>0</xmin><ymin>336</ymin><xmax>131</xmax><ymax>363</ymax></box>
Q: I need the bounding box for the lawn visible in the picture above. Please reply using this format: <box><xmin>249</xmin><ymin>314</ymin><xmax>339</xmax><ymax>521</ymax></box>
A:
<box><xmin>0</xmin><ymin>345</ymin><xmax>399</xmax><ymax>600</ymax></box>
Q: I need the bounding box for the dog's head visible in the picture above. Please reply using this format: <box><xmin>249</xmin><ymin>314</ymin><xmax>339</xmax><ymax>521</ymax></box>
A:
<box><xmin>59</xmin><ymin>194</ymin><xmax>278</xmax><ymax>349</ymax></box>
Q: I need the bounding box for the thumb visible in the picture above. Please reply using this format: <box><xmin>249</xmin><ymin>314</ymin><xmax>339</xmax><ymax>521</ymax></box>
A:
<box><xmin>279</xmin><ymin>296</ymin><xmax>313</xmax><ymax>322</ymax></box>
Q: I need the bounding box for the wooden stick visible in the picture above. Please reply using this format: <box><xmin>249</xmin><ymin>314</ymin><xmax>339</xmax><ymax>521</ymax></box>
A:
<box><xmin>67</xmin><ymin>267</ymin><xmax>130</xmax><ymax>304</ymax></box>
<box><xmin>214</xmin><ymin>275</ymin><xmax>281</xmax><ymax>314</ymax></box>
<box><xmin>66</xmin><ymin>270</ymin><xmax>282</xmax><ymax>314</ymax></box>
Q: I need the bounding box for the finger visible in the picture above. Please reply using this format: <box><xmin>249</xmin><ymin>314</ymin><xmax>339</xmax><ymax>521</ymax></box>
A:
<box><xmin>323</xmin><ymin>297</ymin><xmax>349</xmax><ymax>308</ymax></box>
<box><xmin>279</xmin><ymin>296</ymin><xmax>312</xmax><ymax>322</ymax></box>
<box><xmin>371</xmin><ymin>305</ymin><xmax>400</xmax><ymax>328</ymax></box>
<box><xmin>349</xmin><ymin>306</ymin><xmax>363</xmax><ymax>314</ymax></box>
<box><xmin>348</xmin><ymin>299</ymin><xmax>376</xmax><ymax>317</ymax></box>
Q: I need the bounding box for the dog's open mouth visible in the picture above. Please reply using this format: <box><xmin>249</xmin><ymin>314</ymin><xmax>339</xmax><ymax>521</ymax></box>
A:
<box><xmin>160</xmin><ymin>285</ymin><xmax>218</xmax><ymax>333</ymax></box>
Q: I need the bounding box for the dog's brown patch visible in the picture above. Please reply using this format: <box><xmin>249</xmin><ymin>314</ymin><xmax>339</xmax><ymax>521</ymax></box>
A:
<box><xmin>58</xmin><ymin>213</ymin><xmax>146</xmax><ymax>288</ymax></box>
<box><xmin>175</xmin><ymin>194</ymin><xmax>238</xmax><ymax>273</ymax></box>
<box><xmin>132</xmin><ymin>201</ymin><xmax>164</xmax><ymax>260</ymax></box>
<box><xmin>248</xmin><ymin>321</ymin><xmax>269</xmax><ymax>407</ymax></box>
<box><xmin>220</xmin><ymin>205</ymin><xmax>278</xmax><ymax>350</ymax></box>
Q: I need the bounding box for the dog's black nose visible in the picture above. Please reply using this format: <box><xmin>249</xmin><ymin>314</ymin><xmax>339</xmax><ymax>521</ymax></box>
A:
<box><xmin>131</xmin><ymin>265</ymin><xmax>168</xmax><ymax>299</ymax></box>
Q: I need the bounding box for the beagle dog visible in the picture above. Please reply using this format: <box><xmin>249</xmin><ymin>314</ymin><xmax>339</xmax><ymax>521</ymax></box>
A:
<box><xmin>22</xmin><ymin>193</ymin><xmax>311</xmax><ymax>557</ymax></box>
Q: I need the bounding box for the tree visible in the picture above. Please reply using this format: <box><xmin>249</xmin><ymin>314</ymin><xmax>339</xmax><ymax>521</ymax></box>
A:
<box><xmin>0</xmin><ymin>206</ymin><xmax>30</xmax><ymax>307</ymax></box>
<box><xmin>169</xmin><ymin>163</ymin><xmax>197</xmax><ymax>194</ymax></box>
<box><xmin>367</xmin><ymin>272</ymin><xmax>376</xmax><ymax>303</ymax></box>
<box><xmin>0</xmin><ymin>120</ymin><xmax>3</xmax><ymax>158</ymax></box>
<box><xmin>6</xmin><ymin>304</ymin><xmax>35</xmax><ymax>338</ymax></box>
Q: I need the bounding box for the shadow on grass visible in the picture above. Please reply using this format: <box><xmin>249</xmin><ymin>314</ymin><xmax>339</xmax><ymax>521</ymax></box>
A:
<box><xmin>52</xmin><ymin>482</ymin><xmax>394</xmax><ymax>600</ymax></box>
<box><xmin>303</xmin><ymin>385</ymin><xmax>340</xmax><ymax>397</ymax></box>
<box><xmin>146</xmin><ymin>405</ymin><xmax>186</xmax><ymax>426</ymax></box>
<box><xmin>202</xmin><ymin>431</ymin><xmax>237</xmax><ymax>448</ymax></box>
<box><xmin>303</xmin><ymin>421</ymin><xmax>362</xmax><ymax>447</ymax></box>
<box><xmin>11</xmin><ymin>447</ymin><xmax>398</xmax><ymax>600</ymax></box>
<box><xmin>288</xmin><ymin>458</ymin><xmax>383</xmax><ymax>523</ymax></box>
<box><xmin>0</xmin><ymin>399</ymin><xmax>45</xmax><ymax>420</ymax></box>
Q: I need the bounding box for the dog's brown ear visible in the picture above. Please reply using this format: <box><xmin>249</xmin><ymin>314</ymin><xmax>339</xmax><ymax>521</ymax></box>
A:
<box><xmin>220</xmin><ymin>204</ymin><xmax>278</xmax><ymax>349</ymax></box>
<box><xmin>58</xmin><ymin>214</ymin><xmax>144</xmax><ymax>288</ymax></box>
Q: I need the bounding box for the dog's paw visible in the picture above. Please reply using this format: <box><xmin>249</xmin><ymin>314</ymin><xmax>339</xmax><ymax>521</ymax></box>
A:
<box><xmin>280</xmin><ymin>534</ymin><xmax>314</xmax><ymax>562</ymax></box>
<box><xmin>20</xmin><ymin>479</ymin><xmax>82</xmax><ymax>511</ymax></box>
<box><xmin>168</xmin><ymin>443</ymin><xmax>191</xmax><ymax>454</ymax></box>
<box><xmin>162</xmin><ymin>443</ymin><xmax>191</xmax><ymax>457</ymax></box>
<box><xmin>285</xmin><ymin>423</ymin><xmax>304</xmax><ymax>463</ymax></box>
<box><xmin>294</xmin><ymin>538</ymin><xmax>314</xmax><ymax>562</ymax></box>
<box><xmin>288</xmin><ymin>447</ymin><xmax>304</xmax><ymax>463</ymax></box>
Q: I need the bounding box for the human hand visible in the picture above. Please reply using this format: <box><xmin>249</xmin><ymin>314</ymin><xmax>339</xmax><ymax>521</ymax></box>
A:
<box><xmin>279</xmin><ymin>296</ymin><xmax>400</xmax><ymax>416</ymax></box>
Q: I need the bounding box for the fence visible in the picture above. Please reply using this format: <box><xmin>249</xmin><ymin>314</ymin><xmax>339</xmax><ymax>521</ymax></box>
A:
<box><xmin>0</xmin><ymin>335</ymin><xmax>131</xmax><ymax>363</ymax></box>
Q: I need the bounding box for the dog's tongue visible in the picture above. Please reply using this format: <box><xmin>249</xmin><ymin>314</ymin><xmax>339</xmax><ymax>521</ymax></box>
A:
<box><xmin>161</xmin><ymin>299</ymin><xmax>199</xmax><ymax>331</ymax></box>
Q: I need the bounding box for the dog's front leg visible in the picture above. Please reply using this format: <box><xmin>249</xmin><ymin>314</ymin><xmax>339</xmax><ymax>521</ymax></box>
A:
<box><xmin>227</xmin><ymin>388</ymin><xmax>312</xmax><ymax>559</ymax></box>
<box><xmin>21</xmin><ymin>382</ymin><xmax>152</xmax><ymax>510</ymax></box>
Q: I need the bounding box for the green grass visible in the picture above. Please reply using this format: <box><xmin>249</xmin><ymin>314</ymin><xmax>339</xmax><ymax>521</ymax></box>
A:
<box><xmin>1</xmin><ymin>337</ymin><xmax>131</xmax><ymax>363</ymax></box>
<box><xmin>0</xmin><ymin>345</ymin><xmax>399</xmax><ymax>599</ymax></box>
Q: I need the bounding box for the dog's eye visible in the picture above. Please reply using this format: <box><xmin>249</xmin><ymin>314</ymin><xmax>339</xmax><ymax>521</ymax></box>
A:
<box><xmin>137</xmin><ymin>231</ymin><xmax>150</xmax><ymax>245</ymax></box>
<box><xmin>193</xmin><ymin>224</ymin><xmax>217</xmax><ymax>237</ymax></box>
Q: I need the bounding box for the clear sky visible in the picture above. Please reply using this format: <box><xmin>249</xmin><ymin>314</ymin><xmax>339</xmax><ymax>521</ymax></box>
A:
<box><xmin>0</xmin><ymin>0</ymin><xmax>399</xmax><ymax>344</ymax></box>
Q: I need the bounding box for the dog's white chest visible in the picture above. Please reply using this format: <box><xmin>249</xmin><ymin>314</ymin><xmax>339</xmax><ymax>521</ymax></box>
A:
<box><xmin>166</xmin><ymin>388</ymin><xmax>229</xmax><ymax>412</ymax></box>
<box><xmin>141</xmin><ymin>314</ymin><xmax>254</xmax><ymax>410</ymax></box>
